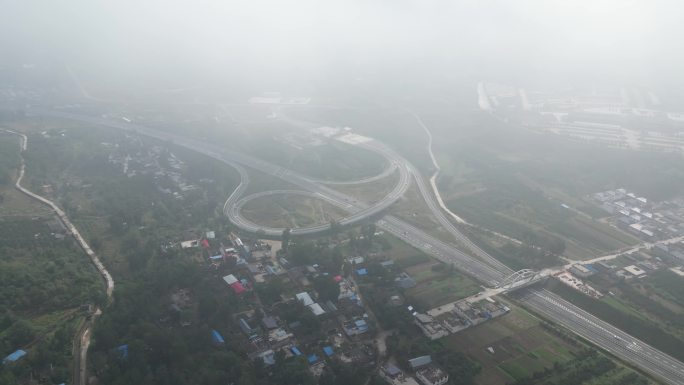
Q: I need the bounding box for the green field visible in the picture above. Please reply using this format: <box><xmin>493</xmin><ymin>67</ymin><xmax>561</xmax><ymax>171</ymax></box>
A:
<box><xmin>390</xmin><ymin>181</ymin><xmax>465</xmax><ymax>246</ymax></box>
<box><xmin>403</xmin><ymin>262</ymin><xmax>480</xmax><ymax>309</ymax></box>
<box><xmin>549</xmin><ymin>280</ymin><xmax>684</xmax><ymax>362</ymax></box>
<box><xmin>0</xmin><ymin>132</ymin><xmax>20</xmax><ymax>186</ymax></box>
<box><xmin>0</xmin><ymin>134</ymin><xmax>54</xmax><ymax>218</ymax></box>
<box><xmin>0</xmin><ymin>215</ymin><xmax>101</xmax><ymax>384</ymax></box>
<box><xmin>579</xmin><ymin>268</ymin><xmax>684</xmax><ymax>342</ymax></box>
<box><xmin>443</xmin><ymin>178</ymin><xmax>639</xmax><ymax>260</ymax></box>
<box><xmin>445</xmin><ymin>304</ymin><xmax>574</xmax><ymax>385</ymax></box>
<box><xmin>279</xmin><ymin>106</ymin><xmax>654</xmax><ymax>263</ymax></box>
<box><xmin>377</xmin><ymin>234</ymin><xmax>432</xmax><ymax>268</ymax></box>
<box><xmin>445</xmin><ymin>302</ymin><xmax>652</xmax><ymax>385</ymax></box>
<box><xmin>646</xmin><ymin>269</ymin><xmax>684</xmax><ymax>308</ymax></box>
<box><xmin>331</xmin><ymin>169</ymin><xmax>400</xmax><ymax>205</ymax></box>
<box><xmin>241</xmin><ymin>193</ymin><xmax>348</xmax><ymax>229</ymax></box>
<box><xmin>247</xmin><ymin>137</ymin><xmax>388</xmax><ymax>182</ymax></box>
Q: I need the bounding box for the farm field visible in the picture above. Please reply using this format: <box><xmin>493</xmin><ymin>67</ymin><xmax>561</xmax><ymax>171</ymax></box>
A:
<box><xmin>331</xmin><ymin>170</ymin><xmax>400</xmax><ymax>205</ymax></box>
<box><xmin>247</xmin><ymin>137</ymin><xmax>388</xmax><ymax>182</ymax></box>
<box><xmin>390</xmin><ymin>181</ymin><xmax>461</xmax><ymax>245</ymax></box>
<box><xmin>403</xmin><ymin>262</ymin><xmax>480</xmax><ymax>310</ymax></box>
<box><xmin>549</xmin><ymin>280</ymin><xmax>684</xmax><ymax>362</ymax></box>
<box><xmin>241</xmin><ymin>193</ymin><xmax>348</xmax><ymax>229</ymax></box>
<box><xmin>445</xmin><ymin>301</ymin><xmax>652</xmax><ymax>385</ymax></box>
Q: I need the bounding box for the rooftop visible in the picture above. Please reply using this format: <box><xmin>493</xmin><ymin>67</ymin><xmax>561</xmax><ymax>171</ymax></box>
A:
<box><xmin>296</xmin><ymin>292</ymin><xmax>314</xmax><ymax>306</ymax></box>
<box><xmin>3</xmin><ymin>349</ymin><xmax>27</xmax><ymax>363</ymax></box>
<box><xmin>416</xmin><ymin>365</ymin><xmax>449</xmax><ymax>383</ymax></box>
<box><xmin>409</xmin><ymin>355</ymin><xmax>432</xmax><ymax>369</ymax></box>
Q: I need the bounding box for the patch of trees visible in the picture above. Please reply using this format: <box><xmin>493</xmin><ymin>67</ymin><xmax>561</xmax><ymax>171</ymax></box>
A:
<box><xmin>319</xmin><ymin>361</ymin><xmax>373</xmax><ymax>385</ymax></box>
<box><xmin>89</xmin><ymin>253</ymin><xmax>254</xmax><ymax>385</ymax></box>
<box><xmin>312</xmin><ymin>276</ymin><xmax>340</xmax><ymax>303</ymax></box>
<box><xmin>262</xmin><ymin>355</ymin><xmax>315</xmax><ymax>385</ymax></box>
<box><xmin>0</xmin><ymin>242</ymin><xmax>104</xmax><ymax>312</ymax></box>
<box><xmin>287</xmin><ymin>241</ymin><xmax>344</xmax><ymax>274</ymax></box>
<box><xmin>0</xmin><ymin>135</ymin><xmax>20</xmax><ymax>187</ymax></box>
<box><xmin>0</xmin><ymin>177</ymin><xmax>103</xmax><ymax>383</ymax></box>
<box><xmin>255</xmin><ymin>278</ymin><xmax>286</xmax><ymax>307</ymax></box>
<box><xmin>458</xmin><ymin>225</ymin><xmax>563</xmax><ymax>270</ymax></box>
<box><xmin>648</xmin><ymin>270</ymin><xmax>684</xmax><ymax>308</ymax></box>
<box><xmin>618</xmin><ymin>283</ymin><xmax>684</xmax><ymax>329</ymax></box>
<box><xmin>4</xmin><ymin>321</ymin><xmax>76</xmax><ymax>384</ymax></box>
<box><xmin>386</xmin><ymin>334</ymin><xmax>480</xmax><ymax>385</ymax></box>
<box><xmin>510</xmin><ymin>348</ymin><xmax>628</xmax><ymax>385</ymax></box>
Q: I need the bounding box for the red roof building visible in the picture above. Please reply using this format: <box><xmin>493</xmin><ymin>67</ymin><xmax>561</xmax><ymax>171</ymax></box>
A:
<box><xmin>230</xmin><ymin>282</ymin><xmax>245</xmax><ymax>294</ymax></box>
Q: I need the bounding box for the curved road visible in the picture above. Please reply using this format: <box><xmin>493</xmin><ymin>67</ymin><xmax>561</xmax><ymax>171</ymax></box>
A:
<box><xmin>31</xmin><ymin>108</ymin><xmax>411</xmax><ymax>237</ymax></box>
<box><xmin>28</xmin><ymin>108</ymin><xmax>684</xmax><ymax>385</ymax></box>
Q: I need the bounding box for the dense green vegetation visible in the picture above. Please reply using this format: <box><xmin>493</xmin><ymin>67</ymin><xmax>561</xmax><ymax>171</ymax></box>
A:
<box><xmin>577</xmin><ymin>267</ymin><xmax>684</xmax><ymax>344</ymax></box>
<box><xmin>12</xmin><ymin>122</ymin><xmax>382</xmax><ymax>385</ymax></box>
<box><xmin>283</xmin><ymin>106</ymin><xmax>658</xmax><ymax>259</ymax></box>
<box><xmin>0</xmin><ymin>134</ymin><xmax>20</xmax><ymax>188</ymax></box>
<box><xmin>251</xmin><ymin>139</ymin><xmax>387</xmax><ymax>182</ymax></box>
<box><xmin>0</xmin><ymin>131</ymin><xmax>103</xmax><ymax>384</ymax></box>
<box><xmin>646</xmin><ymin>269</ymin><xmax>684</xmax><ymax>307</ymax></box>
<box><xmin>0</xmin><ymin>220</ymin><xmax>104</xmax><ymax>314</ymax></box>
<box><xmin>358</xmin><ymin>258</ymin><xmax>481</xmax><ymax>384</ymax></box>
<box><xmin>88</xmin><ymin>254</ymin><xmax>249</xmax><ymax>385</ymax></box>
<box><xmin>387</xmin><ymin>331</ymin><xmax>481</xmax><ymax>385</ymax></box>
<box><xmin>459</xmin><ymin>225</ymin><xmax>564</xmax><ymax>270</ymax></box>
<box><xmin>509</xmin><ymin>348</ymin><xmax>644</xmax><ymax>385</ymax></box>
<box><xmin>0</xmin><ymin>319</ymin><xmax>78</xmax><ymax>384</ymax></box>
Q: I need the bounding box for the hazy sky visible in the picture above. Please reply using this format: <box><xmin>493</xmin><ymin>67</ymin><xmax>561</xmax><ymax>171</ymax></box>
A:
<box><xmin>1</xmin><ymin>0</ymin><xmax>682</xmax><ymax>92</ymax></box>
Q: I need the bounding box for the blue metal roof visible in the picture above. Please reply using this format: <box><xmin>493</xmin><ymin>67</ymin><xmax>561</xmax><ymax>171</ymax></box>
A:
<box><xmin>356</xmin><ymin>268</ymin><xmax>368</xmax><ymax>276</ymax></box>
<box><xmin>3</xmin><ymin>349</ymin><xmax>26</xmax><ymax>363</ymax></box>
<box><xmin>386</xmin><ymin>365</ymin><xmax>401</xmax><ymax>376</ymax></box>
<box><xmin>211</xmin><ymin>330</ymin><xmax>225</xmax><ymax>344</ymax></box>
<box><xmin>323</xmin><ymin>346</ymin><xmax>334</xmax><ymax>357</ymax></box>
<box><xmin>117</xmin><ymin>345</ymin><xmax>128</xmax><ymax>359</ymax></box>
<box><xmin>307</xmin><ymin>354</ymin><xmax>319</xmax><ymax>364</ymax></box>
<box><xmin>291</xmin><ymin>347</ymin><xmax>302</xmax><ymax>356</ymax></box>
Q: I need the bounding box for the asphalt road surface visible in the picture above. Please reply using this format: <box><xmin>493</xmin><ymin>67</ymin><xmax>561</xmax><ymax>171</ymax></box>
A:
<box><xmin>30</xmin><ymin>108</ymin><xmax>684</xmax><ymax>385</ymax></box>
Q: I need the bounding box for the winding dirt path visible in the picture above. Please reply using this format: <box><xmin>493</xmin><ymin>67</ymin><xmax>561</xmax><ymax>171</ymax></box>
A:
<box><xmin>4</xmin><ymin>129</ymin><xmax>114</xmax><ymax>385</ymax></box>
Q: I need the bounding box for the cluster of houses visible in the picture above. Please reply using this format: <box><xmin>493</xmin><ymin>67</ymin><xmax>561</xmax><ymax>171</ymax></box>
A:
<box><xmin>189</xmin><ymin>233</ymin><xmax>380</xmax><ymax>377</ymax></box>
<box><xmin>553</xmin><ymin>255</ymin><xmax>670</xmax><ymax>300</ymax></box>
<box><xmin>411</xmin><ymin>299</ymin><xmax>509</xmax><ymax>341</ymax></box>
<box><xmin>555</xmin><ymin>270</ymin><xmax>603</xmax><ymax>298</ymax></box>
<box><xmin>105</xmin><ymin>139</ymin><xmax>199</xmax><ymax>199</ymax></box>
<box><xmin>163</xmin><ymin>228</ymin><xmax>462</xmax><ymax>382</ymax></box>
<box><xmin>593</xmin><ymin>189</ymin><xmax>684</xmax><ymax>240</ymax></box>
<box><xmin>380</xmin><ymin>355</ymin><xmax>449</xmax><ymax>385</ymax></box>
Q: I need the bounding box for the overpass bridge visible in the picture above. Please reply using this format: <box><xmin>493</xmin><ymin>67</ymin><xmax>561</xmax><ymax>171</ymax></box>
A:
<box><xmin>499</xmin><ymin>269</ymin><xmax>549</xmax><ymax>292</ymax></box>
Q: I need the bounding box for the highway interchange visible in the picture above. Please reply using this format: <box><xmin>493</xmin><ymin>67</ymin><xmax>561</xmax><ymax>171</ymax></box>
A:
<box><xmin>30</xmin><ymin>107</ymin><xmax>684</xmax><ymax>385</ymax></box>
